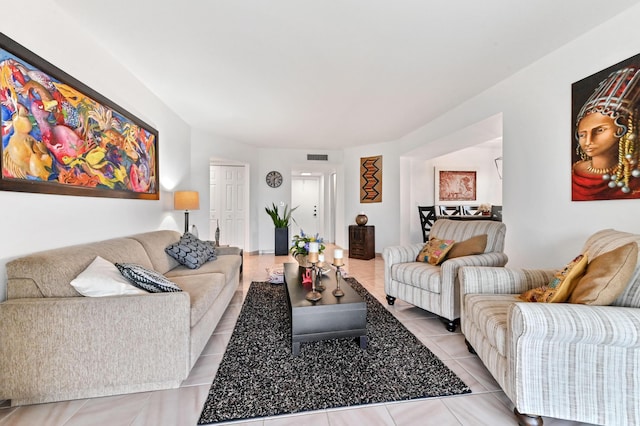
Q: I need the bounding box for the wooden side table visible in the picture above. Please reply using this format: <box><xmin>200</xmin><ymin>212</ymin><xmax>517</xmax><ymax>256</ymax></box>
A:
<box><xmin>349</xmin><ymin>225</ymin><xmax>375</xmax><ymax>260</ymax></box>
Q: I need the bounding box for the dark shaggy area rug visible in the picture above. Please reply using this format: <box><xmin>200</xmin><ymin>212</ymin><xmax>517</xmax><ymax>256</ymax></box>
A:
<box><xmin>198</xmin><ymin>278</ymin><xmax>471</xmax><ymax>424</ymax></box>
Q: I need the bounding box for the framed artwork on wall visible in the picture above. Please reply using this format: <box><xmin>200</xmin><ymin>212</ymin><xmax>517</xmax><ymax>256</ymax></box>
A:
<box><xmin>571</xmin><ymin>52</ymin><xmax>640</xmax><ymax>201</ymax></box>
<box><xmin>0</xmin><ymin>33</ymin><xmax>159</xmax><ymax>200</ymax></box>
<box><xmin>360</xmin><ymin>155</ymin><xmax>382</xmax><ymax>203</ymax></box>
<box><xmin>436</xmin><ymin>169</ymin><xmax>476</xmax><ymax>202</ymax></box>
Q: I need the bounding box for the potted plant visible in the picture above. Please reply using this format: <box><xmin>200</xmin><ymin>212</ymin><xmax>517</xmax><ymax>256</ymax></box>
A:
<box><xmin>265</xmin><ymin>203</ymin><xmax>298</xmax><ymax>255</ymax></box>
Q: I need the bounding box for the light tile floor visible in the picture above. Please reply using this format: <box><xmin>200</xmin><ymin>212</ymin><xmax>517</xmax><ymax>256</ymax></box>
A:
<box><xmin>0</xmin><ymin>249</ymin><xmax>596</xmax><ymax>426</ymax></box>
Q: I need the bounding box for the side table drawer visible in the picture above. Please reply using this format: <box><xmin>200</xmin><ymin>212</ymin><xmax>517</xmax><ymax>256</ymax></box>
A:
<box><xmin>348</xmin><ymin>225</ymin><xmax>375</xmax><ymax>260</ymax></box>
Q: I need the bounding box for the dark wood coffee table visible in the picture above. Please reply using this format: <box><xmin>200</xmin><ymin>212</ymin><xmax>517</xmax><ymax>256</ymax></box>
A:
<box><xmin>283</xmin><ymin>262</ymin><xmax>367</xmax><ymax>356</ymax></box>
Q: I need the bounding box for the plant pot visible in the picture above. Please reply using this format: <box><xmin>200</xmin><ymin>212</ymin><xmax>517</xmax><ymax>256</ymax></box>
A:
<box><xmin>274</xmin><ymin>228</ymin><xmax>289</xmax><ymax>256</ymax></box>
<box><xmin>295</xmin><ymin>254</ymin><xmax>311</xmax><ymax>268</ymax></box>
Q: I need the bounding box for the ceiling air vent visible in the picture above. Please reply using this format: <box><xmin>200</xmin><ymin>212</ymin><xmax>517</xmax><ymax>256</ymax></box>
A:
<box><xmin>307</xmin><ymin>154</ymin><xmax>328</xmax><ymax>161</ymax></box>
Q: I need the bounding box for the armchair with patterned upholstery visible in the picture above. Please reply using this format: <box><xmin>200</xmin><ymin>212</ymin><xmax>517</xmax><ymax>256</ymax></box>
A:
<box><xmin>383</xmin><ymin>219</ymin><xmax>507</xmax><ymax>331</ymax></box>
<box><xmin>459</xmin><ymin>229</ymin><xmax>640</xmax><ymax>425</ymax></box>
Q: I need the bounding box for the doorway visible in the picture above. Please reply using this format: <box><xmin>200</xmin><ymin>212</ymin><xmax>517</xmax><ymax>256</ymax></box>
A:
<box><xmin>209</xmin><ymin>164</ymin><xmax>248</xmax><ymax>249</ymax></box>
<box><xmin>291</xmin><ymin>176</ymin><xmax>321</xmax><ymax>237</ymax></box>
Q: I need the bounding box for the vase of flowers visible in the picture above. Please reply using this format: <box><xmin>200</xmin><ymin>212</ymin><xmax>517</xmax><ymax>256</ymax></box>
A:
<box><xmin>290</xmin><ymin>230</ymin><xmax>325</xmax><ymax>268</ymax></box>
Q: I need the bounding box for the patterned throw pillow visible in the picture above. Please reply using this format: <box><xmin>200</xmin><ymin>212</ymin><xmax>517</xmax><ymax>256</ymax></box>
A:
<box><xmin>115</xmin><ymin>263</ymin><xmax>182</xmax><ymax>293</ymax></box>
<box><xmin>519</xmin><ymin>253</ymin><xmax>588</xmax><ymax>303</ymax></box>
<box><xmin>165</xmin><ymin>232</ymin><xmax>217</xmax><ymax>269</ymax></box>
<box><xmin>416</xmin><ymin>238</ymin><xmax>456</xmax><ymax>265</ymax></box>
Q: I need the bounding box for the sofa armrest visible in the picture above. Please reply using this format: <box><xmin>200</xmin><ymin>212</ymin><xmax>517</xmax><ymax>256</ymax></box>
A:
<box><xmin>508</xmin><ymin>302</ymin><xmax>640</xmax><ymax>422</ymax></box>
<box><xmin>509</xmin><ymin>303</ymin><xmax>640</xmax><ymax>347</ymax></box>
<box><xmin>382</xmin><ymin>243</ymin><xmax>424</xmax><ymax>266</ymax></box>
<box><xmin>215</xmin><ymin>246</ymin><xmax>242</xmax><ymax>256</ymax></box>
<box><xmin>442</xmin><ymin>252</ymin><xmax>508</xmax><ymax>271</ymax></box>
<box><xmin>460</xmin><ymin>266</ymin><xmax>556</xmax><ymax>295</ymax></box>
<box><xmin>0</xmin><ymin>293</ymin><xmax>190</xmax><ymax>404</ymax></box>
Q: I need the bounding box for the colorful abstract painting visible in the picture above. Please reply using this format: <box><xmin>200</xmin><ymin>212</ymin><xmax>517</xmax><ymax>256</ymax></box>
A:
<box><xmin>360</xmin><ymin>155</ymin><xmax>382</xmax><ymax>203</ymax></box>
<box><xmin>437</xmin><ymin>170</ymin><xmax>476</xmax><ymax>202</ymax></box>
<box><xmin>0</xmin><ymin>33</ymin><xmax>158</xmax><ymax>199</ymax></box>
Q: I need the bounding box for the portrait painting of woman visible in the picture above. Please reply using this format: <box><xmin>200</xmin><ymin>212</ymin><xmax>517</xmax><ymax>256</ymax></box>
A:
<box><xmin>572</xmin><ymin>55</ymin><xmax>640</xmax><ymax>201</ymax></box>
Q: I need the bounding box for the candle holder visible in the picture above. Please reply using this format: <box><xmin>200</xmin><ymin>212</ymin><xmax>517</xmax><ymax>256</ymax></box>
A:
<box><xmin>332</xmin><ymin>263</ymin><xmax>345</xmax><ymax>297</ymax></box>
<box><xmin>315</xmin><ymin>262</ymin><xmax>326</xmax><ymax>292</ymax></box>
<box><xmin>305</xmin><ymin>261</ymin><xmax>322</xmax><ymax>302</ymax></box>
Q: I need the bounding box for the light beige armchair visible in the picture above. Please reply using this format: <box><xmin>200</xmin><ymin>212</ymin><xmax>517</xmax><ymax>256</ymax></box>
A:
<box><xmin>460</xmin><ymin>229</ymin><xmax>640</xmax><ymax>425</ymax></box>
<box><xmin>383</xmin><ymin>219</ymin><xmax>507</xmax><ymax>331</ymax></box>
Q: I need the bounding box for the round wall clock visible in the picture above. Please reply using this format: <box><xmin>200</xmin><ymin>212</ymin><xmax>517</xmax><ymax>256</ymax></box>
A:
<box><xmin>266</xmin><ymin>170</ymin><xmax>283</xmax><ymax>188</ymax></box>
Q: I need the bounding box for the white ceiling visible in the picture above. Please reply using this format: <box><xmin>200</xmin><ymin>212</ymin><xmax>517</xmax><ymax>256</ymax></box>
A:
<box><xmin>53</xmin><ymin>0</ymin><xmax>639</xmax><ymax>150</ymax></box>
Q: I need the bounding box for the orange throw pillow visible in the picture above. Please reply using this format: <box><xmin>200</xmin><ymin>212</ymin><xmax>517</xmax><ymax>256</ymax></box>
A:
<box><xmin>519</xmin><ymin>253</ymin><xmax>588</xmax><ymax>303</ymax></box>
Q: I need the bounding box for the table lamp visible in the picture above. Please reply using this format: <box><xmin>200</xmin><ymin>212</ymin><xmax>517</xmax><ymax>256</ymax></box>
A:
<box><xmin>174</xmin><ymin>191</ymin><xmax>199</xmax><ymax>233</ymax></box>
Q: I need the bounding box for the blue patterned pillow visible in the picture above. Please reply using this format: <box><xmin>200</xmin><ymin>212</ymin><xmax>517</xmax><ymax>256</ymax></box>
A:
<box><xmin>165</xmin><ymin>232</ymin><xmax>216</xmax><ymax>269</ymax></box>
<box><xmin>115</xmin><ymin>263</ymin><xmax>182</xmax><ymax>293</ymax></box>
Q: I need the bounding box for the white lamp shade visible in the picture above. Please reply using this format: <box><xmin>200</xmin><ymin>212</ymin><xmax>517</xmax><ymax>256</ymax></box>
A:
<box><xmin>174</xmin><ymin>191</ymin><xmax>200</xmax><ymax>210</ymax></box>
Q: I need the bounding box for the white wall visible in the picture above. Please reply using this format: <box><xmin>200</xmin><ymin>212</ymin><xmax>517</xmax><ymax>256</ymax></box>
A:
<box><xmin>0</xmin><ymin>1</ymin><xmax>191</xmax><ymax>301</ymax></box>
<box><xmin>187</xmin><ymin>137</ymin><xmax>345</xmax><ymax>254</ymax></box>
<box><xmin>389</xmin><ymin>4</ymin><xmax>640</xmax><ymax>268</ymax></box>
<box><xmin>407</xmin><ymin>144</ymin><xmax>503</xmax><ymax>243</ymax></box>
<box><xmin>343</xmin><ymin>142</ymin><xmax>401</xmax><ymax>253</ymax></box>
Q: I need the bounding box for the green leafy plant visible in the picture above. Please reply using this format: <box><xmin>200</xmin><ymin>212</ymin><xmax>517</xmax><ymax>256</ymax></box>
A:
<box><xmin>265</xmin><ymin>203</ymin><xmax>298</xmax><ymax>228</ymax></box>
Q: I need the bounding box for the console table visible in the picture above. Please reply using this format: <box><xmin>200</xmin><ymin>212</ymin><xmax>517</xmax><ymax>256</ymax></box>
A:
<box><xmin>349</xmin><ymin>225</ymin><xmax>375</xmax><ymax>260</ymax></box>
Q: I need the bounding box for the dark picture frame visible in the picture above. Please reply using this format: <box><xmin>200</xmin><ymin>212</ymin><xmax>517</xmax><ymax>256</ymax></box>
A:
<box><xmin>436</xmin><ymin>169</ymin><xmax>476</xmax><ymax>202</ymax></box>
<box><xmin>0</xmin><ymin>33</ymin><xmax>159</xmax><ymax>200</ymax></box>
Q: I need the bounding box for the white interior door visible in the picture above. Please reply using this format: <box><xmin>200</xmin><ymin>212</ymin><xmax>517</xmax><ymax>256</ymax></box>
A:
<box><xmin>291</xmin><ymin>177</ymin><xmax>321</xmax><ymax>237</ymax></box>
<box><xmin>210</xmin><ymin>165</ymin><xmax>245</xmax><ymax>248</ymax></box>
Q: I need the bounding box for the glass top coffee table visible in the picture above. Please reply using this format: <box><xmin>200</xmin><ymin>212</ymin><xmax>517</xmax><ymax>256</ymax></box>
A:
<box><xmin>283</xmin><ymin>262</ymin><xmax>367</xmax><ymax>357</ymax></box>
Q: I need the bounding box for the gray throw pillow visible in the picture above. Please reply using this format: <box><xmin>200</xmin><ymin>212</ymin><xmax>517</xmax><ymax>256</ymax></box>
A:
<box><xmin>165</xmin><ymin>232</ymin><xmax>216</xmax><ymax>269</ymax></box>
<box><xmin>115</xmin><ymin>263</ymin><xmax>182</xmax><ymax>293</ymax></box>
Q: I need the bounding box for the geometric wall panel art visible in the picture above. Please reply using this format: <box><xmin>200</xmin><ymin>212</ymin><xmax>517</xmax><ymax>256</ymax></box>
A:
<box><xmin>360</xmin><ymin>155</ymin><xmax>382</xmax><ymax>203</ymax></box>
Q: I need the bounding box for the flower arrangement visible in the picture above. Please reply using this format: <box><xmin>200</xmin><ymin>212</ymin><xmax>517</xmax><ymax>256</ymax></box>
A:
<box><xmin>290</xmin><ymin>229</ymin><xmax>326</xmax><ymax>257</ymax></box>
<box><xmin>478</xmin><ymin>203</ymin><xmax>492</xmax><ymax>213</ymax></box>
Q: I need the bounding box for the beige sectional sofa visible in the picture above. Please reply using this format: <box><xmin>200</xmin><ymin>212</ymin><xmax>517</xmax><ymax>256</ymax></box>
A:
<box><xmin>0</xmin><ymin>230</ymin><xmax>242</xmax><ymax>406</ymax></box>
<box><xmin>460</xmin><ymin>229</ymin><xmax>640</xmax><ymax>425</ymax></box>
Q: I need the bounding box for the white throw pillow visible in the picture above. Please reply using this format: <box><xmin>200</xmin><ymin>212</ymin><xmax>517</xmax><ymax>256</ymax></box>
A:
<box><xmin>71</xmin><ymin>256</ymin><xmax>148</xmax><ymax>297</ymax></box>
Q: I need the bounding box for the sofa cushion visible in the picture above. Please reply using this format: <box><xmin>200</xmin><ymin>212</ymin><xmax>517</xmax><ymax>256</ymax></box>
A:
<box><xmin>128</xmin><ymin>230</ymin><xmax>181</xmax><ymax>274</ymax></box>
<box><xmin>172</xmin><ymin>273</ymin><xmax>227</xmax><ymax>326</ymax></box>
<box><xmin>6</xmin><ymin>237</ymin><xmax>154</xmax><ymax>298</ymax></box>
<box><xmin>165</xmin><ymin>232</ymin><xmax>216</xmax><ymax>269</ymax></box>
<box><xmin>446</xmin><ymin>234</ymin><xmax>488</xmax><ymax>260</ymax></box>
<box><xmin>71</xmin><ymin>256</ymin><xmax>147</xmax><ymax>297</ymax></box>
<box><xmin>390</xmin><ymin>262</ymin><xmax>443</xmax><ymax>294</ymax></box>
<box><xmin>464</xmin><ymin>293</ymin><xmax>517</xmax><ymax>357</ymax></box>
<box><xmin>570</xmin><ymin>242</ymin><xmax>638</xmax><ymax>305</ymax></box>
<box><xmin>416</xmin><ymin>238</ymin><xmax>455</xmax><ymax>265</ymax></box>
<box><xmin>429</xmin><ymin>219</ymin><xmax>506</xmax><ymax>253</ymax></box>
<box><xmin>519</xmin><ymin>254</ymin><xmax>588</xmax><ymax>303</ymax></box>
<box><xmin>116</xmin><ymin>263</ymin><xmax>183</xmax><ymax>293</ymax></box>
<box><xmin>165</xmin><ymin>254</ymin><xmax>242</xmax><ymax>279</ymax></box>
